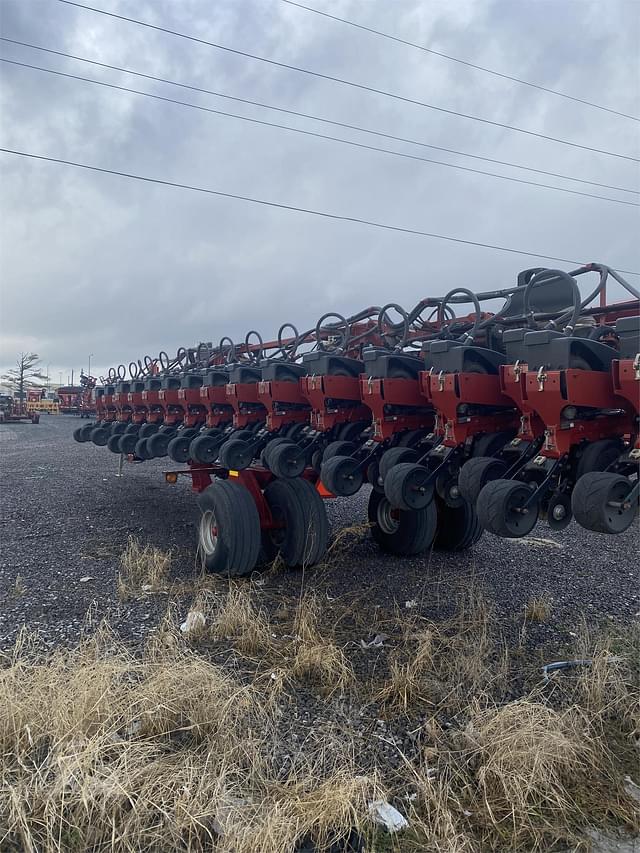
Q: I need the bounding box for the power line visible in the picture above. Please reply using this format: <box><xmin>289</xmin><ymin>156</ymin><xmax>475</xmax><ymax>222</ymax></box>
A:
<box><xmin>4</xmin><ymin>57</ymin><xmax>636</xmax><ymax>208</ymax></box>
<box><xmin>1</xmin><ymin>147</ymin><xmax>638</xmax><ymax>275</ymax></box>
<box><xmin>56</xmin><ymin>0</ymin><xmax>639</xmax><ymax>163</ymax></box>
<box><xmin>4</xmin><ymin>38</ymin><xmax>636</xmax><ymax>197</ymax></box>
<box><xmin>282</xmin><ymin>0</ymin><xmax>639</xmax><ymax>122</ymax></box>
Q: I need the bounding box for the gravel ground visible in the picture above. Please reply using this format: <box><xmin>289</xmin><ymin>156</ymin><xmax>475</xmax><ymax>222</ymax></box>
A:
<box><xmin>1</xmin><ymin>415</ymin><xmax>638</xmax><ymax>652</ymax></box>
<box><xmin>1</xmin><ymin>416</ymin><xmax>639</xmax><ymax>852</ymax></box>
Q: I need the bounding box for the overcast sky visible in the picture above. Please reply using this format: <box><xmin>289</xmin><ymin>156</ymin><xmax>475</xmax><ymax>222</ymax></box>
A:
<box><xmin>0</xmin><ymin>0</ymin><xmax>638</xmax><ymax>383</ymax></box>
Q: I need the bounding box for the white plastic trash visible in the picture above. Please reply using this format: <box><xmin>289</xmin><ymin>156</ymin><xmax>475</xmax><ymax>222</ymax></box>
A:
<box><xmin>368</xmin><ymin>800</ymin><xmax>409</xmax><ymax>833</ymax></box>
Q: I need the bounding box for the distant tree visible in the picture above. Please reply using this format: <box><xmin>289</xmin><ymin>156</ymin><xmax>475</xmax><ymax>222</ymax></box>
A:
<box><xmin>1</xmin><ymin>353</ymin><xmax>48</xmax><ymax>405</ymax></box>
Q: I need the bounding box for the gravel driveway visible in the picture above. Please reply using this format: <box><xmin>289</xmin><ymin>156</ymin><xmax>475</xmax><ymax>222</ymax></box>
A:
<box><xmin>1</xmin><ymin>415</ymin><xmax>638</xmax><ymax>651</ymax></box>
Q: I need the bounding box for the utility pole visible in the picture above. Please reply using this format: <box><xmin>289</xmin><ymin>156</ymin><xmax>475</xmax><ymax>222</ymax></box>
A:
<box><xmin>88</xmin><ymin>353</ymin><xmax>93</xmax><ymax>378</ymax></box>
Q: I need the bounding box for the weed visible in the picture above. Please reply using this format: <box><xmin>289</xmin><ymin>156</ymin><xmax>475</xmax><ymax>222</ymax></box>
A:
<box><xmin>117</xmin><ymin>536</ymin><xmax>171</xmax><ymax>598</ymax></box>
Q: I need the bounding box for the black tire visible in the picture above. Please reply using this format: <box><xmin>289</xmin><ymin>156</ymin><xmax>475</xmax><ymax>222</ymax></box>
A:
<box><xmin>73</xmin><ymin>426</ymin><xmax>88</xmax><ymax>443</ymax></box>
<box><xmin>366</xmin><ymin>457</ymin><xmax>384</xmax><ymax>493</ymax></box>
<box><xmin>337</xmin><ymin>421</ymin><xmax>366</xmax><ymax>443</ymax></box>
<box><xmin>575</xmin><ymin>438</ymin><xmax>623</xmax><ymax>480</ymax></box>
<box><xmin>472</xmin><ymin>431</ymin><xmax>514</xmax><ymax>458</ymax></box>
<box><xmin>197</xmin><ymin>479</ymin><xmax>261</xmax><ymax>576</ymax></box>
<box><xmin>396</xmin><ymin>429</ymin><xmax>426</xmax><ymax>448</ymax></box>
<box><xmin>134</xmin><ymin>437</ymin><xmax>152</xmax><ymax>460</ymax></box>
<box><xmin>572</xmin><ymin>472</ymin><xmax>637</xmax><ymax>534</ymax></box>
<box><xmin>269</xmin><ymin>441</ymin><xmax>306</xmax><ymax>479</ymax></box>
<box><xmin>190</xmin><ymin>433</ymin><xmax>224</xmax><ymax>465</ymax></box>
<box><xmin>384</xmin><ymin>462</ymin><xmax>434</xmax><ymax>510</ymax></box>
<box><xmin>90</xmin><ymin>426</ymin><xmax>110</xmax><ymax>446</ymax></box>
<box><xmin>124</xmin><ymin>423</ymin><xmax>140</xmax><ymax>434</ymax></box>
<box><xmin>167</xmin><ymin>434</ymin><xmax>193</xmax><ymax>464</ymax></box>
<box><xmin>147</xmin><ymin>429</ymin><xmax>176</xmax><ymax>458</ymax></box>
<box><xmin>477</xmin><ymin>479</ymin><xmax>539</xmax><ymax>538</ymax></box>
<box><xmin>219</xmin><ymin>439</ymin><xmax>254</xmax><ymax>471</ymax></box>
<box><xmin>79</xmin><ymin>423</ymin><xmax>96</xmax><ymax>441</ymax></box>
<box><xmin>379</xmin><ymin>446</ymin><xmax>418</xmax><ymax>481</ymax></box>
<box><xmin>434</xmin><ymin>496</ymin><xmax>483</xmax><ymax>551</ymax></box>
<box><xmin>323</xmin><ymin>440</ymin><xmax>357</xmax><ymax>462</ymax></box>
<box><xmin>321</xmin><ymin>455</ymin><xmax>364</xmax><ymax>496</ymax></box>
<box><xmin>458</xmin><ymin>456</ymin><xmax>508</xmax><ymax>504</ymax></box>
<box><xmin>368</xmin><ymin>489</ymin><xmax>437</xmax><ymax>556</ymax></box>
<box><xmin>262</xmin><ymin>478</ymin><xmax>329</xmax><ymax>567</ymax></box>
<box><xmin>119</xmin><ymin>432</ymin><xmax>140</xmax><ymax>455</ymax></box>
<box><xmin>138</xmin><ymin>422</ymin><xmax>160</xmax><ymax>438</ymax></box>
<box><xmin>107</xmin><ymin>434</ymin><xmax>123</xmax><ymax>453</ymax></box>
<box><xmin>109</xmin><ymin>422</ymin><xmax>127</xmax><ymax>436</ymax></box>
<box><xmin>262</xmin><ymin>437</ymin><xmax>291</xmax><ymax>469</ymax></box>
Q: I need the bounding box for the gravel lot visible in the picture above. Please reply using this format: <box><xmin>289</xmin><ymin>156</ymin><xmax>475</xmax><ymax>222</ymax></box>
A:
<box><xmin>1</xmin><ymin>415</ymin><xmax>638</xmax><ymax>652</ymax></box>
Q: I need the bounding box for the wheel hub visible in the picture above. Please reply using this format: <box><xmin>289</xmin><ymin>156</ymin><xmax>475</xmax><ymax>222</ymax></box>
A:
<box><xmin>377</xmin><ymin>499</ymin><xmax>400</xmax><ymax>535</ymax></box>
<box><xmin>199</xmin><ymin>510</ymin><xmax>218</xmax><ymax>554</ymax></box>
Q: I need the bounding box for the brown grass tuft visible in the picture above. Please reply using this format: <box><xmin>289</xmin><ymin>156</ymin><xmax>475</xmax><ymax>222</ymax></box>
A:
<box><xmin>465</xmin><ymin>699</ymin><xmax>637</xmax><ymax>849</ymax></box>
<box><xmin>117</xmin><ymin>535</ymin><xmax>172</xmax><ymax>598</ymax></box>
<box><xmin>376</xmin><ymin>588</ymin><xmax>509</xmax><ymax>714</ymax></box>
<box><xmin>524</xmin><ymin>594</ymin><xmax>552</xmax><ymax>622</ymax></box>
<box><xmin>289</xmin><ymin>594</ymin><xmax>354</xmax><ymax>695</ymax></box>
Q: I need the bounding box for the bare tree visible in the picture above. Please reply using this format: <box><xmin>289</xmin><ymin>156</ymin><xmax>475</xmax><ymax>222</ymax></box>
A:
<box><xmin>1</xmin><ymin>353</ymin><xmax>48</xmax><ymax>407</ymax></box>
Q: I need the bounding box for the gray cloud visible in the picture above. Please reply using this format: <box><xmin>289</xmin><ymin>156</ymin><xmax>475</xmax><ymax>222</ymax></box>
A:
<box><xmin>0</xmin><ymin>0</ymin><xmax>638</xmax><ymax>380</ymax></box>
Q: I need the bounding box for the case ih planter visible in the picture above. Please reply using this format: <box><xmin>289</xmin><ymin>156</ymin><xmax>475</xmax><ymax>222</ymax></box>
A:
<box><xmin>73</xmin><ymin>262</ymin><xmax>639</xmax><ymax>575</ymax></box>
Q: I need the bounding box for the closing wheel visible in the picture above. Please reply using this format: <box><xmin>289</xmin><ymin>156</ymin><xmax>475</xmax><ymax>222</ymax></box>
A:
<box><xmin>138</xmin><ymin>422</ymin><xmax>160</xmax><ymax>438</ymax></box>
<box><xmin>575</xmin><ymin>438</ymin><xmax>624</xmax><ymax>480</ymax></box>
<box><xmin>262</xmin><ymin>437</ymin><xmax>291</xmax><ymax>469</ymax></box>
<box><xmin>368</xmin><ymin>489</ymin><xmax>437</xmax><ymax>556</ymax></box>
<box><xmin>107</xmin><ymin>434</ymin><xmax>123</xmax><ymax>453</ymax></box>
<box><xmin>134</xmin><ymin>437</ymin><xmax>152</xmax><ymax>460</ymax></box>
<box><xmin>190</xmin><ymin>433</ymin><xmax>224</xmax><ymax>465</ymax></box>
<box><xmin>434</xmin><ymin>495</ymin><xmax>483</xmax><ymax>551</ymax></box>
<box><xmin>477</xmin><ymin>479</ymin><xmax>539</xmax><ymax>538</ymax></box>
<box><xmin>458</xmin><ymin>456</ymin><xmax>508</xmax><ymax>504</ymax></box>
<box><xmin>366</xmin><ymin>458</ymin><xmax>384</xmax><ymax>493</ymax></box>
<box><xmin>146</xmin><ymin>429</ymin><xmax>177</xmax><ymax>458</ymax></box>
<box><xmin>79</xmin><ymin>423</ymin><xmax>96</xmax><ymax>441</ymax></box>
<box><xmin>219</xmin><ymin>439</ymin><xmax>254</xmax><ymax>470</ymax></box>
<box><xmin>90</xmin><ymin>426</ymin><xmax>110</xmax><ymax>446</ymax></box>
<box><xmin>74</xmin><ymin>424</ymin><xmax>93</xmax><ymax>442</ymax></box>
<box><xmin>109</xmin><ymin>422</ymin><xmax>127</xmax><ymax>436</ymax></box>
<box><xmin>197</xmin><ymin>479</ymin><xmax>261</xmax><ymax>576</ymax></box>
<box><xmin>261</xmin><ymin>478</ymin><xmax>329</xmax><ymax>567</ymax></box>
<box><xmin>546</xmin><ymin>491</ymin><xmax>572</xmax><ymax>531</ymax></box>
<box><xmin>337</xmin><ymin>421</ymin><xmax>366</xmax><ymax>443</ymax></box>
<box><xmin>571</xmin><ymin>472</ymin><xmax>637</xmax><ymax>534</ymax></box>
<box><xmin>384</xmin><ymin>462</ymin><xmax>434</xmax><ymax>510</ymax></box>
<box><xmin>379</xmin><ymin>446</ymin><xmax>418</xmax><ymax>481</ymax></box>
<box><xmin>435</xmin><ymin>472</ymin><xmax>465</xmax><ymax>508</ymax></box>
<box><xmin>167</xmin><ymin>433</ymin><xmax>193</xmax><ymax>464</ymax></box>
<box><xmin>323</xmin><ymin>440</ymin><xmax>357</xmax><ymax>462</ymax></box>
<box><xmin>321</xmin><ymin>455</ymin><xmax>364</xmax><ymax>496</ymax></box>
<box><xmin>119</xmin><ymin>432</ymin><xmax>140</xmax><ymax>455</ymax></box>
<box><xmin>472</xmin><ymin>431</ymin><xmax>514</xmax><ymax>458</ymax></box>
<box><xmin>268</xmin><ymin>441</ymin><xmax>306</xmax><ymax>479</ymax></box>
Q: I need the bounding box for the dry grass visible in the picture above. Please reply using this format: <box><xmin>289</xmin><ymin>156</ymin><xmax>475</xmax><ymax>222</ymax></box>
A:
<box><xmin>9</xmin><ymin>574</ymin><xmax>25</xmax><ymax>598</ymax></box>
<box><xmin>2</xmin><ymin>579</ymin><xmax>638</xmax><ymax>852</ymax></box>
<box><xmin>0</xmin><ymin>623</ymin><xmax>381</xmax><ymax>853</ymax></box>
<box><xmin>464</xmin><ymin>700</ymin><xmax>636</xmax><ymax>850</ymax></box>
<box><xmin>524</xmin><ymin>594</ymin><xmax>552</xmax><ymax>622</ymax></box>
<box><xmin>376</xmin><ymin>589</ymin><xmax>509</xmax><ymax>714</ymax></box>
<box><xmin>177</xmin><ymin>585</ymin><xmax>274</xmax><ymax>656</ymax></box>
<box><xmin>117</xmin><ymin>535</ymin><xmax>172</xmax><ymax>598</ymax></box>
<box><xmin>290</xmin><ymin>594</ymin><xmax>353</xmax><ymax>695</ymax></box>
